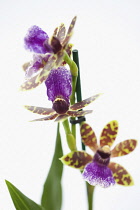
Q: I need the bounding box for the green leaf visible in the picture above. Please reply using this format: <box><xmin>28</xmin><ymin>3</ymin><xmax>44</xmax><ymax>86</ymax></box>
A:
<box><xmin>5</xmin><ymin>180</ymin><xmax>44</xmax><ymax>210</ymax></box>
<box><xmin>41</xmin><ymin>123</ymin><xmax>63</xmax><ymax>210</ymax></box>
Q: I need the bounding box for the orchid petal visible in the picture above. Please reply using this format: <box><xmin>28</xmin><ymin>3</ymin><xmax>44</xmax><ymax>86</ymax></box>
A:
<box><xmin>108</xmin><ymin>162</ymin><xmax>134</xmax><ymax>186</ymax></box>
<box><xmin>80</xmin><ymin>122</ymin><xmax>98</xmax><ymax>152</ymax></box>
<box><xmin>56</xmin><ymin>23</ymin><xmax>66</xmax><ymax>44</ymax></box>
<box><xmin>111</xmin><ymin>139</ymin><xmax>137</xmax><ymax>157</ymax></box>
<box><xmin>70</xmin><ymin>93</ymin><xmax>102</xmax><ymax>111</ymax></box>
<box><xmin>82</xmin><ymin>161</ymin><xmax>115</xmax><ymax>188</ymax></box>
<box><xmin>60</xmin><ymin>151</ymin><xmax>93</xmax><ymax>169</ymax></box>
<box><xmin>30</xmin><ymin>114</ymin><xmax>58</xmax><ymax>122</ymax></box>
<box><xmin>67</xmin><ymin>110</ymin><xmax>93</xmax><ymax>117</ymax></box>
<box><xmin>24</xmin><ymin>105</ymin><xmax>55</xmax><ymax>115</ymax></box>
<box><xmin>35</xmin><ymin>55</ymin><xmax>57</xmax><ymax>84</ymax></box>
<box><xmin>20</xmin><ymin>55</ymin><xmax>57</xmax><ymax>91</ymax></box>
<box><xmin>54</xmin><ymin>114</ymin><xmax>69</xmax><ymax>122</ymax></box>
<box><xmin>62</xmin><ymin>16</ymin><xmax>77</xmax><ymax>47</ymax></box>
<box><xmin>100</xmin><ymin>120</ymin><xmax>118</xmax><ymax>147</ymax></box>
<box><xmin>24</xmin><ymin>25</ymin><xmax>49</xmax><ymax>54</ymax></box>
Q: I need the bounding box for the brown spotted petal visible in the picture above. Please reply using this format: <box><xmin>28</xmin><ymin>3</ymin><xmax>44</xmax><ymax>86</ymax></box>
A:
<box><xmin>60</xmin><ymin>151</ymin><xmax>93</xmax><ymax>169</ymax></box>
<box><xmin>22</xmin><ymin>62</ymin><xmax>30</xmax><ymax>72</ymax></box>
<box><xmin>20</xmin><ymin>74</ymin><xmax>42</xmax><ymax>91</ymax></box>
<box><xmin>30</xmin><ymin>114</ymin><xmax>58</xmax><ymax>122</ymax></box>
<box><xmin>56</xmin><ymin>23</ymin><xmax>66</xmax><ymax>44</ymax></box>
<box><xmin>111</xmin><ymin>139</ymin><xmax>137</xmax><ymax>158</ymax></box>
<box><xmin>108</xmin><ymin>162</ymin><xmax>134</xmax><ymax>186</ymax></box>
<box><xmin>70</xmin><ymin>93</ymin><xmax>102</xmax><ymax>111</ymax></box>
<box><xmin>62</xmin><ymin>16</ymin><xmax>77</xmax><ymax>48</ymax></box>
<box><xmin>67</xmin><ymin>110</ymin><xmax>93</xmax><ymax>117</ymax></box>
<box><xmin>20</xmin><ymin>55</ymin><xmax>57</xmax><ymax>91</ymax></box>
<box><xmin>24</xmin><ymin>106</ymin><xmax>55</xmax><ymax>115</ymax></box>
<box><xmin>80</xmin><ymin>122</ymin><xmax>98</xmax><ymax>152</ymax></box>
<box><xmin>55</xmin><ymin>114</ymin><xmax>69</xmax><ymax>122</ymax></box>
<box><xmin>55</xmin><ymin>51</ymin><xmax>65</xmax><ymax>66</ymax></box>
<box><xmin>100</xmin><ymin>120</ymin><xmax>118</xmax><ymax>147</ymax></box>
<box><xmin>62</xmin><ymin>44</ymin><xmax>73</xmax><ymax>65</ymax></box>
<box><xmin>35</xmin><ymin>54</ymin><xmax>57</xmax><ymax>84</ymax></box>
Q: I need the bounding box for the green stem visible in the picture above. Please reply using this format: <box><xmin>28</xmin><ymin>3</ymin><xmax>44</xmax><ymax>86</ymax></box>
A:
<box><xmin>62</xmin><ymin>119</ymin><xmax>77</xmax><ymax>151</ymax></box>
<box><xmin>73</xmin><ymin>49</ymin><xmax>85</xmax><ymax>150</ymax></box>
<box><xmin>64</xmin><ymin>50</ymin><xmax>78</xmax><ymax>138</ymax></box>
<box><xmin>86</xmin><ymin>183</ymin><xmax>95</xmax><ymax>210</ymax></box>
<box><xmin>70</xmin><ymin>76</ymin><xmax>77</xmax><ymax>138</ymax></box>
<box><xmin>63</xmin><ymin>51</ymin><xmax>78</xmax><ymax>76</ymax></box>
<box><xmin>73</xmin><ymin>50</ymin><xmax>95</xmax><ymax>210</ymax></box>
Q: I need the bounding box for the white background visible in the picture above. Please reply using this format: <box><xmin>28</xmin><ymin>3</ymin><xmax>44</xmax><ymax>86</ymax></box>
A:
<box><xmin>0</xmin><ymin>0</ymin><xmax>140</xmax><ymax>209</ymax></box>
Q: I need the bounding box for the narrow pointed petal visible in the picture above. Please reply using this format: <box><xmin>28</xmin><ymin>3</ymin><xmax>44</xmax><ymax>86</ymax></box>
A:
<box><xmin>22</xmin><ymin>62</ymin><xmax>30</xmax><ymax>72</ymax></box>
<box><xmin>25</xmin><ymin>54</ymin><xmax>45</xmax><ymax>78</ymax></box>
<box><xmin>67</xmin><ymin>110</ymin><xmax>93</xmax><ymax>117</ymax></box>
<box><xmin>53</xmin><ymin>26</ymin><xmax>58</xmax><ymax>37</ymax></box>
<box><xmin>100</xmin><ymin>120</ymin><xmax>118</xmax><ymax>147</ymax></box>
<box><xmin>30</xmin><ymin>114</ymin><xmax>58</xmax><ymax>122</ymax></box>
<box><xmin>35</xmin><ymin>55</ymin><xmax>57</xmax><ymax>84</ymax></box>
<box><xmin>54</xmin><ymin>114</ymin><xmax>69</xmax><ymax>122</ymax></box>
<box><xmin>70</xmin><ymin>93</ymin><xmax>102</xmax><ymax>111</ymax></box>
<box><xmin>65</xmin><ymin>43</ymin><xmax>72</xmax><ymax>57</ymax></box>
<box><xmin>62</xmin><ymin>16</ymin><xmax>77</xmax><ymax>47</ymax></box>
<box><xmin>20</xmin><ymin>74</ymin><xmax>44</xmax><ymax>91</ymax></box>
<box><xmin>20</xmin><ymin>55</ymin><xmax>57</xmax><ymax>91</ymax></box>
<box><xmin>111</xmin><ymin>139</ymin><xmax>137</xmax><ymax>157</ymax></box>
<box><xmin>24</xmin><ymin>105</ymin><xmax>55</xmax><ymax>115</ymax></box>
<box><xmin>55</xmin><ymin>51</ymin><xmax>65</xmax><ymax>66</ymax></box>
<box><xmin>82</xmin><ymin>161</ymin><xmax>115</xmax><ymax>188</ymax></box>
<box><xmin>60</xmin><ymin>151</ymin><xmax>93</xmax><ymax>169</ymax></box>
<box><xmin>56</xmin><ymin>23</ymin><xmax>66</xmax><ymax>44</ymax></box>
<box><xmin>80</xmin><ymin>122</ymin><xmax>98</xmax><ymax>152</ymax></box>
<box><xmin>108</xmin><ymin>162</ymin><xmax>134</xmax><ymax>186</ymax></box>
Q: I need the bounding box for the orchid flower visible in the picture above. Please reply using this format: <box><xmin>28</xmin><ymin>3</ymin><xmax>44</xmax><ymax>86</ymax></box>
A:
<box><xmin>60</xmin><ymin>120</ymin><xmax>137</xmax><ymax>187</ymax></box>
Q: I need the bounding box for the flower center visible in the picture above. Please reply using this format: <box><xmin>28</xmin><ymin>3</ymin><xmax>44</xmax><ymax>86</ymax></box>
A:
<box><xmin>53</xmin><ymin>97</ymin><xmax>69</xmax><ymax>114</ymax></box>
<box><xmin>49</xmin><ymin>36</ymin><xmax>62</xmax><ymax>54</ymax></box>
<box><xmin>94</xmin><ymin>145</ymin><xmax>111</xmax><ymax>166</ymax></box>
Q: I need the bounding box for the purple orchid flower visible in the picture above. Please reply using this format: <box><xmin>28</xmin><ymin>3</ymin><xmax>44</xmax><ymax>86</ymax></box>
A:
<box><xmin>45</xmin><ymin>66</ymin><xmax>72</xmax><ymax>114</ymax></box>
<box><xmin>21</xmin><ymin>17</ymin><xmax>76</xmax><ymax>91</ymax></box>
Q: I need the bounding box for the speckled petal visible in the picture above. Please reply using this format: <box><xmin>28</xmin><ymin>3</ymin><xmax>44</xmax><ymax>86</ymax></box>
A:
<box><xmin>20</xmin><ymin>55</ymin><xmax>57</xmax><ymax>91</ymax></box>
<box><xmin>45</xmin><ymin>66</ymin><xmax>72</xmax><ymax>102</ymax></box>
<box><xmin>82</xmin><ymin>161</ymin><xmax>115</xmax><ymax>188</ymax></box>
<box><xmin>30</xmin><ymin>114</ymin><xmax>58</xmax><ymax>122</ymax></box>
<box><xmin>24</xmin><ymin>105</ymin><xmax>55</xmax><ymax>115</ymax></box>
<box><xmin>60</xmin><ymin>151</ymin><xmax>93</xmax><ymax>169</ymax></box>
<box><xmin>67</xmin><ymin>110</ymin><xmax>93</xmax><ymax>117</ymax></box>
<box><xmin>80</xmin><ymin>122</ymin><xmax>98</xmax><ymax>152</ymax></box>
<box><xmin>100</xmin><ymin>120</ymin><xmax>118</xmax><ymax>147</ymax></box>
<box><xmin>25</xmin><ymin>54</ymin><xmax>51</xmax><ymax>78</ymax></box>
<box><xmin>69</xmin><ymin>93</ymin><xmax>102</xmax><ymax>111</ymax></box>
<box><xmin>108</xmin><ymin>162</ymin><xmax>134</xmax><ymax>186</ymax></box>
<box><xmin>24</xmin><ymin>25</ymin><xmax>49</xmax><ymax>54</ymax></box>
<box><xmin>111</xmin><ymin>139</ymin><xmax>137</xmax><ymax>158</ymax></box>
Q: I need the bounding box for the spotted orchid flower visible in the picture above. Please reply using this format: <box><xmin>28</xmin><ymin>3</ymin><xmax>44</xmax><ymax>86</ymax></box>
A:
<box><xmin>60</xmin><ymin>120</ymin><xmax>137</xmax><ymax>187</ymax></box>
<box><xmin>45</xmin><ymin>66</ymin><xmax>72</xmax><ymax>114</ymax></box>
<box><xmin>20</xmin><ymin>16</ymin><xmax>76</xmax><ymax>91</ymax></box>
<box><xmin>24</xmin><ymin>93</ymin><xmax>101</xmax><ymax>122</ymax></box>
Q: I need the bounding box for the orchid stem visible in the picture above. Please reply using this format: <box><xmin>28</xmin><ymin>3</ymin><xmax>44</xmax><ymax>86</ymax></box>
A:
<box><xmin>72</xmin><ymin>49</ymin><xmax>85</xmax><ymax>150</ymax></box>
<box><xmin>87</xmin><ymin>183</ymin><xmax>95</xmax><ymax>210</ymax></box>
<box><xmin>73</xmin><ymin>50</ymin><xmax>94</xmax><ymax>210</ymax></box>
<box><xmin>64</xmin><ymin>50</ymin><xmax>77</xmax><ymax>138</ymax></box>
<box><xmin>62</xmin><ymin>119</ymin><xmax>77</xmax><ymax>151</ymax></box>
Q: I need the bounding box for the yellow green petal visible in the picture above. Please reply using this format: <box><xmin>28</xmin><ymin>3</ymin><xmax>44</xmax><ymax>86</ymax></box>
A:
<box><xmin>60</xmin><ymin>151</ymin><xmax>93</xmax><ymax>169</ymax></box>
<box><xmin>108</xmin><ymin>162</ymin><xmax>134</xmax><ymax>186</ymax></box>
<box><xmin>100</xmin><ymin>120</ymin><xmax>118</xmax><ymax>147</ymax></box>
